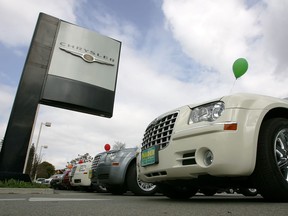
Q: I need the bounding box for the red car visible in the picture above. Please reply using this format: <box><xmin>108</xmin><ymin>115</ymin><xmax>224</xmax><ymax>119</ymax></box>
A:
<box><xmin>60</xmin><ymin>170</ymin><xmax>72</xmax><ymax>190</ymax></box>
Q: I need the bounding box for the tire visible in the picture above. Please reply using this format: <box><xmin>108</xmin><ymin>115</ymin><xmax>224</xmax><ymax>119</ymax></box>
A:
<box><xmin>157</xmin><ymin>183</ymin><xmax>198</xmax><ymax>200</ymax></box>
<box><xmin>253</xmin><ymin>118</ymin><xmax>288</xmax><ymax>202</ymax></box>
<box><xmin>239</xmin><ymin>188</ymin><xmax>258</xmax><ymax>197</ymax></box>
<box><xmin>126</xmin><ymin>163</ymin><xmax>158</xmax><ymax>196</ymax></box>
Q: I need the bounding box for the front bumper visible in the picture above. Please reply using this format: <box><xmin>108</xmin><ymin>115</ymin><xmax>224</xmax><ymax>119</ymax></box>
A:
<box><xmin>138</xmin><ymin>108</ymin><xmax>262</xmax><ymax>183</ymax></box>
<box><xmin>91</xmin><ymin>163</ymin><xmax>125</xmax><ymax>185</ymax></box>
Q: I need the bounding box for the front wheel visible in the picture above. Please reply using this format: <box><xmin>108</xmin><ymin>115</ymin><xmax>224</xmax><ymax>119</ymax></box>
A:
<box><xmin>126</xmin><ymin>163</ymin><xmax>158</xmax><ymax>196</ymax></box>
<box><xmin>253</xmin><ymin>118</ymin><xmax>288</xmax><ymax>202</ymax></box>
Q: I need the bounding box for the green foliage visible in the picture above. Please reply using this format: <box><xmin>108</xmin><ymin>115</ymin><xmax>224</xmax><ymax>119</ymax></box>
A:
<box><xmin>37</xmin><ymin>161</ymin><xmax>55</xmax><ymax>178</ymax></box>
<box><xmin>0</xmin><ymin>179</ymin><xmax>49</xmax><ymax>188</ymax></box>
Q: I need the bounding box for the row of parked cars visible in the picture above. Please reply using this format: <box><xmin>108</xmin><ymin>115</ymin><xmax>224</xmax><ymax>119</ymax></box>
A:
<box><xmin>35</xmin><ymin>93</ymin><xmax>288</xmax><ymax>201</ymax></box>
<box><xmin>35</xmin><ymin>146</ymin><xmax>258</xmax><ymax>197</ymax></box>
<box><xmin>35</xmin><ymin>146</ymin><xmax>158</xmax><ymax>195</ymax></box>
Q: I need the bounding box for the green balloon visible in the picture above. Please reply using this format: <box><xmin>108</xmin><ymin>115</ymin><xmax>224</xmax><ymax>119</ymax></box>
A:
<box><xmin>232</xmin><ymin>58</ymin><xmax>248</xmax><ymax>79</ymax></box>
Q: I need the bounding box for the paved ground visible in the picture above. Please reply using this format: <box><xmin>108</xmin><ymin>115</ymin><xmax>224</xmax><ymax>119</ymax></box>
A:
<box><xmin>0</xmin><ymin>189</ymin><xmax>287</xmax><ymax>216</ymax></box>
<box><xmin>0</xmin><ymin>187</ymin><xmax>54</xmax><ymax>194</ymax></box>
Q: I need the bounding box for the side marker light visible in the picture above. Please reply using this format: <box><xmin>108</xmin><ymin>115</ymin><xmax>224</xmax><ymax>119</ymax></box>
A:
<box><xmin>224</xmin><ymin>123</ymin><xmax>238</xmax><ymax>131</ymax></box>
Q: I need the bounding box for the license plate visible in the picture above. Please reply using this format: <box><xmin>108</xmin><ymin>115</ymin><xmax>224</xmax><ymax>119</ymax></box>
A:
<box><xmin>141</xmin><ymin>146</ymin><xmax>159</xmax><ymax>167</ymax></box>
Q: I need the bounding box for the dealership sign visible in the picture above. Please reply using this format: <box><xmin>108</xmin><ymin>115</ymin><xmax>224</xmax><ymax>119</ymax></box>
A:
<box><xmin>0</xmin><ymin>13</ymin><xmax>121</xmax><ymax>175</ymax></box>
<box><xmin>42</xmin><ymin>18</ymin><xmax>121</xmax><ymax>117</ymax></box>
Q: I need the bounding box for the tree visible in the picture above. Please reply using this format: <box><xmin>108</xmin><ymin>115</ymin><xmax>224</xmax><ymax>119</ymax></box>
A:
<box><xmin>113</xmin><ymin>141</ymin><xmax>126</xmax><ymax>150</ymax></box>
<box><xmin>26</xmin><ymin>144</ymin><xmax>55</xmax><ymax>180</ymax></box>
<box><xmin>68</xmin><ymin>153</ymin><xmax>93</xmax><ymax>167</ymax></box>
<box><xmin>37</xmin><ymin>161</ymin><xmax>55</xmax><ymax>179</ymax></box>
<box><xmin>29</xmin><ymin>145</ymin><xmax>42</xmax><ymax>180</ymax></box>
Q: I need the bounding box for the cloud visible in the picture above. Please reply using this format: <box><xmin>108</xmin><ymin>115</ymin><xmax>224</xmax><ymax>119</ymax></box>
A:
<box><xmin>162</xmin><ymin>0</ymin><xmax>261</xmax><ymax>72</ymax></box>
<box><xmin>0</xmin><ymin>0</ymin><xmax>78</xmax><ymax>47</ymax></box>
<box><xmin>260</xmin><ymin>0</ymin><xmax>288</xmax><ymax>76</ymax></box>
<box><xmin>161</xmin><ymin>0</ymin><xmax>288</xmax><ymax>97</ymax></box>
<box><xmin>0</xmin><ymin>84</ymin><xmax>15</xmax><ymax>136</ymax></box>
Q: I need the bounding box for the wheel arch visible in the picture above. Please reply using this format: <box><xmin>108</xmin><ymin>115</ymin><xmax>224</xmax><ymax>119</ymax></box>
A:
<box><xmin>124</xmin><ymin>158</ymin><xmax>136</xmax><ymax>186</ymax></box>
<box><xmin>261</xmin><ymin>107</ymin><xmax>288</xmax><ymax>123</ymax></box>
<box><xmin>257</xmin><ymin>107</ymin><xmax>288</xmax><ymax>142</ymax></box>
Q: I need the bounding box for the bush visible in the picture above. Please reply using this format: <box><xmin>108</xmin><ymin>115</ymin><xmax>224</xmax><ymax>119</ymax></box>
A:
<box><xmin>0</xmin><ymin>179</ymin><xmax>49</xmax><ymax>188</ymax></box>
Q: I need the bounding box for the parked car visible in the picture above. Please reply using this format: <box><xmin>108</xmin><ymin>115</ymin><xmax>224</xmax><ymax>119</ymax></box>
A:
<box><xmin>34</xmin><ymin>178</ymin><xmax>45</xmax><ymax>184</ymax></box>
<box><xmin>91</xmin><ymin>147</ymin><xmax>158</xmax><ymax>196</ymax></box>
<box><xmin>43</xmin><ymin>176</ymin><xmax>55</xmax><ymax>185</ymax></box>
<box><xmin>137</xmin><ymin>93</ymin><xmax>288</xmax><ymax>202</ymax></box>
<box><xmin>70</xmin><ymin>162</ymin><xmax>93</xmax><ymax>191</ymax></box>
<box><xmin>59</xmin><ymin>169</ymin><xmax>72</xmax><ymax>190</ymax></box>
<box><xmin>49</xmin><ymin>174</ymin><xmax>65</xmax><ymax>189</ymax></box>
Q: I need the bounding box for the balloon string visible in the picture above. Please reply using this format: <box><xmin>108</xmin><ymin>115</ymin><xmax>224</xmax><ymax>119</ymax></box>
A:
<box><xmin>229</xmin><ymin>79</ymin><xmax>237</xmax><ymax>95</ymax></box>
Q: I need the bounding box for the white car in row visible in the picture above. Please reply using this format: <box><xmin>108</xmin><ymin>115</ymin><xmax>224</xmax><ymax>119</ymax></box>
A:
<box><xmin>69</xmin><ymin>162</ymin><xmax>93</xmax><ymax>191</ymax></box>
<box><xmin>137</xmin><ymin>93</ymin><xmax>288</xmax><ymax>202</ymax></box>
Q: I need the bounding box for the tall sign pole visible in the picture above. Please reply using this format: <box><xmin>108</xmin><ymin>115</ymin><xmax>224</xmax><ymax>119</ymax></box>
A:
<box><xmin>0</xmin><ymin>14</ymin><xmax>59</xmax><ymax>180</ymax></box>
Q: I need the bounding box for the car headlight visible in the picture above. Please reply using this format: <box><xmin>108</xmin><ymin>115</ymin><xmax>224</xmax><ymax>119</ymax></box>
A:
<box><xmin>189</xmin><ymin>101</ymin><xmax>225</xmax><ymax>124</ymax></box>
<box><xmin>107</xmin><ymin>153</ymin><xmax>117</xmax><ymax>161</ymax></box>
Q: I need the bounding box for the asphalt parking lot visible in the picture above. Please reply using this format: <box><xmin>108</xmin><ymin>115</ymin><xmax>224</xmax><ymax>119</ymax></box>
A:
<box><xmin>0</xmin><ymin>189</ymin><xmax>287</xmax><ymax>216</ymax></box>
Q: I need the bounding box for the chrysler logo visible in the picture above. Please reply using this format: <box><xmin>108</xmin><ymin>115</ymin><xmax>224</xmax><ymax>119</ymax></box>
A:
<box><xmin>59</xmin><ymin>43</ymin><xmax>115</xmax><ymax>66</ymax></box>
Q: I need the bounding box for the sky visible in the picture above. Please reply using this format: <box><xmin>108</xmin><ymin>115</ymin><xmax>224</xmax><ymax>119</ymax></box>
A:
<box><xmin>0</xmin><ymin>0</ymin><xmax>287</xmax><ymax>169</ymax></box>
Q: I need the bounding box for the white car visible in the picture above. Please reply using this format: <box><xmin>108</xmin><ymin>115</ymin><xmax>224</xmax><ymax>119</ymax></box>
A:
<box><xmin>137</xmin><ymin>93</ymin><xmax>288</xmax><ymax>202</ymax></box>
<box><xmin>43</xmin><ymin>174</ymin><xmax>63</xmax><ymax>186</ymax></box>
<box><xmin>34</xmin><ymin>178</ymin><xmax>45</xmax><ymax>184</ymax></box>
<box><xmin>70</xmin><ymin>162</ymin><xmax>93</xmax><ymax>191</ymax></box>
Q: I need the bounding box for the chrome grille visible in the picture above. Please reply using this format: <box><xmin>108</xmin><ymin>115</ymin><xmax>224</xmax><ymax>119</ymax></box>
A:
<box><xmin>70</xmin><ymin>166</ymin><xmax>77</xmax><ymax>177</ymax></box>
<box><xmin>92</xmin><ymin>154</ymin><xmax>103</xmax><ymax>169</ymax></box>
<box><xmin>142</xmin><ymin>112</ymin><xmax>178</xmax><ymax>150</ymax></box>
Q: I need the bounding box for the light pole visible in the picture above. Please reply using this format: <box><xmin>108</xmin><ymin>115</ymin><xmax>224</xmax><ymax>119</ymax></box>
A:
<box><xmin>32</xmin><ymin>122</ymin><xmax>51</xmax><ymax>181</ymax></box>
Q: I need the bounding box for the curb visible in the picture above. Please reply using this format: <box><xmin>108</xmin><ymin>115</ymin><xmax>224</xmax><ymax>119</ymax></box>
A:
<box><xmin>0</xmin><ymin>188</ymin><xmax>54</xmax><ymax>194</ymax></box>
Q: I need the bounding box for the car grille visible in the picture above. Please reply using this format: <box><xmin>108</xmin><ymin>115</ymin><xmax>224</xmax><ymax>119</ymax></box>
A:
<box><xmin>92</xmin><ymin>154</ymin><xmax>104</xmax><ymax>169</ymax></box>
<box><xmin>70</xmin><ymin>166</ymin><xmax>77</xmax><ymax>177</ymax></box>
<box><xmin>142</xmin><ymin>112</ymin><xmax>178</xmax><ymax>150</ymax></box>
<box><xmin>182</xmin><ymin>151</ymin><xmax>196</xmax><ymax>165</ymax></box>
